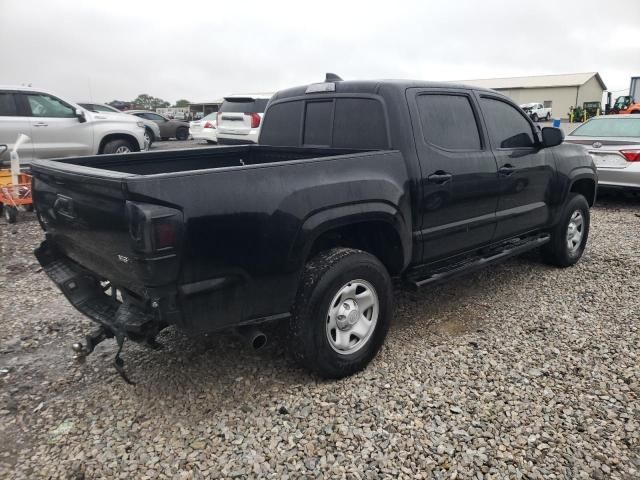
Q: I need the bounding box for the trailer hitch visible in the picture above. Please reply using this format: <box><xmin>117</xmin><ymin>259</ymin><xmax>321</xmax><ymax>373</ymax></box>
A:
<box><xmin>71</xmin><ymin>326</ymin><xmax>136</xmax><ymax>385</ymax></box>
<box><xmin>71</xmin><ymin>326</ymin><xmax>113</xmax><ymax>360</ymax></box>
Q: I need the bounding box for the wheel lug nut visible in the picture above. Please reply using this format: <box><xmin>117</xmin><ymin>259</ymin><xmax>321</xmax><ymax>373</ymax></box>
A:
<box><xmin>343</xmin><ymin>303</ymin><xmax>350</xmax><ymax>310</ymax></box>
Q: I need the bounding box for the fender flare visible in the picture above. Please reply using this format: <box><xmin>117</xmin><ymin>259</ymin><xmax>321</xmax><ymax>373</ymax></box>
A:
<box><xmin>287</xmin><ymin>201</ymin><xmax>411</xmax><ymax>273</ymax></box>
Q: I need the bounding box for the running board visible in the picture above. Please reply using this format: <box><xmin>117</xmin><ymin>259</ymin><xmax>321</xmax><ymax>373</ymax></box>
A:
<box><xmin>406</xmin><ymin>234</ymin><xmax>550</xmax><ymax>290</ymax></box>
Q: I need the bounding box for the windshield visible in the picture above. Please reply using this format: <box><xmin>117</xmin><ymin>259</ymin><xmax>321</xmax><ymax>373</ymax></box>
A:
<box><xmin>613</xmin><ymin>96</ymin><xmax>630</xmax><ymax>109</ymax></box>
<box><xmin>570</xmin><ymin>118</ymin><xmax>640</xmax><ymax>137</ymax></box>
<box><xmin>220</xmin><ymin>98</ymin><xmax>269</xmax><ymax>114</ymax></box>
<box><xmin>79</xmin><ymin>103</ymin><xmax>120</xmax><ymax>113</ymax></box>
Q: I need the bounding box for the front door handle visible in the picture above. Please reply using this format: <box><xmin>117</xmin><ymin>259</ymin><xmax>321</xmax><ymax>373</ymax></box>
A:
<box><xmin>427</xmin><ymin>171</ymin><xmax>453</xmax><ymax>184</ymax></box>
<box><xmin>33</xmin><ymin>122</ymin><xmax>48</xmax><ymax>127</ymax></box>
<box><xmin>498</xmin><ymin>164</ymin><xmax>516</xmax><ymax>176</ymax></box>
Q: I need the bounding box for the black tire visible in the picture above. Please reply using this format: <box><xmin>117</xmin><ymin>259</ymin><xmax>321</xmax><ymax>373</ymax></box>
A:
<box><xmin>289</xmin><ymin>248</ymin><xmax>393</xmax><ymax>378</ymax></box>
<box><xmin>176</xmin><ymin>127</ymin><xmax>188</xmax><ymax>141</ymax></box>
<box><xmin>4</xmin><ymin>205</ymin><xmax>17</xmax><ymax>223</ymax></box>
<box><xmin>102</xmin><ymin>139</ymin><xmax>135</xmax><ymax>155</ymax></box>
<box><xmin>532</xmin><ymin>113</ymin><xmax>539</xmax><ymax>122</ymax></box>
<box><xmin>144</xmin><ymin>128</ymin><xmax>155</xmax><ymax>147</ymax></box>
<box><xmin>542</xmin><ymin>193</ymin><xmax>590</xmax><ymax>267</ymax></box>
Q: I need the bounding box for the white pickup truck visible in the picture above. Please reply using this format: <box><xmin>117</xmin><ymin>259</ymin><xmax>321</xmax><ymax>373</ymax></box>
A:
<box><xmin>0</xmin><ymin>85</ymin><xmax>147</xmax><ymax>165</ymax></box>
<box><xmin>520</xmin><ymin>103</ymin><xmax>552</xmax><ymax>122</ymax></box>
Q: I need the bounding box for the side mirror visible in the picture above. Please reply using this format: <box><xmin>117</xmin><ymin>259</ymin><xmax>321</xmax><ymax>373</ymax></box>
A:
<box><xmin>76</xmin><ymin>109</ymin><xmax>87</xmax><ymax>123</ymax></box>
<box><xmin>541</xmin><ymin>127</ymin><xmax>564</xmax><ymax>148</ymax></box>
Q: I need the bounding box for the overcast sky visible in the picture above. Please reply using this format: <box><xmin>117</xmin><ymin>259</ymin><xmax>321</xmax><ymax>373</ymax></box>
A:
<box><xmin>1</xmin><ymin>0</ymin><xmax>638</xmax><ymax>104</ymax></box>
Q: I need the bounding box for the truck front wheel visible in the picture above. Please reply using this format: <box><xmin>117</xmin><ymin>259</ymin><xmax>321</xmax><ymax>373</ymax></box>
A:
<box><xmin>542</xmin><ymin>193</ymin><xmax>590</xmax><ymax>267</ymax></box>
<box><xmin>103</xmin><ymin>139</ymin><xmax>135</xmax><ymax>154</ymax></box>
<box><xmin>289</xmin><ymin>248</ymin><xmax>393</xmax><ymax>378</ymax></box>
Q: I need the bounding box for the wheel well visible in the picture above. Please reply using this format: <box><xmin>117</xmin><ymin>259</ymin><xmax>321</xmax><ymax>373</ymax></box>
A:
<box><xmin>98</xmin><ymin>134</ymin><xmax>140</xmax><ymax>153</ymax></box>
<box><xmin>570</xmin><ymin>178</ymin><xmax>596</xmax><ymax>206</ymax></box>
<box><xmin>308</xmin><ymin>221</ymin><xmax>404</xmax><ymax>275</ymax></box>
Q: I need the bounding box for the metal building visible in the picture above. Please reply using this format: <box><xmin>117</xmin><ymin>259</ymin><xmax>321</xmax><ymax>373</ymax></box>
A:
<box><xmin>455</xmin><ymin>72</ymin><xmax>607</xmax><ymax>119</ymax></box>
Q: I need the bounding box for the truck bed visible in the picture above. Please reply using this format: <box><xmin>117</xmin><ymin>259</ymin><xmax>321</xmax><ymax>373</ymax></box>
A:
<box><xmin>30</xmin><ymin>145</ymin><xmax>408</xmax><ymax>333</ymax></box>
<box><xmin>36</xmin><ymin>145</ymin><xmax>364</xmax><ymax>176</ymax></box>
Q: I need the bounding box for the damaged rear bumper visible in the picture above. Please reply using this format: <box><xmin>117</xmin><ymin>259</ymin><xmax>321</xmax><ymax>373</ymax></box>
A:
<box><xmin>34</xmin><ymin>240</ymin><xmax>174</xmax><ymax>343</ymax></box>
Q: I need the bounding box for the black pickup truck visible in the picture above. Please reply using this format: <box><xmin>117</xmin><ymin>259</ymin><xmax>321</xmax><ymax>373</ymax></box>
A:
<box><xmin>32</xmin><ymin>76</ymin><xmax>597</xmax><ymax>379</ymax></box>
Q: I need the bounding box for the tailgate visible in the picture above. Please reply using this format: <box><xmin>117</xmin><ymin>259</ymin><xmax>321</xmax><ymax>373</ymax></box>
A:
<box><xmin>31</xmin><ymin>162</ymin><xmax>182</xmax><ymax>291</ymax></box>
<box><xmin>218</xmin><ymin>112</ymin><xmax>251</xmax><ymax>135</ymax></box>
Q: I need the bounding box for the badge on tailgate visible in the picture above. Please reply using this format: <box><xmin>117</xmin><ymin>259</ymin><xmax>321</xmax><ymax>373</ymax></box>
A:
<box><xmin>53</xmin><ymin>194</ymin><xmax>77</xmax><ymax>220</ymax></box>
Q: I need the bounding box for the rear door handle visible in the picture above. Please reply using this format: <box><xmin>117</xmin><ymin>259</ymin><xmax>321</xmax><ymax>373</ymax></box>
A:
<box><xmin>33</xmin><ymin>122</ymin><xmax>48</xmax><ymax>127</ymax></box>
<box><xmin>427</xmin><ymin>171</ymin><xmax>453</xmax><ymax>184</ymax></box>
<box><xmin>498</xmin><ymin>164</ymin><xmax>516</xmax><ymax>176</ymax></box>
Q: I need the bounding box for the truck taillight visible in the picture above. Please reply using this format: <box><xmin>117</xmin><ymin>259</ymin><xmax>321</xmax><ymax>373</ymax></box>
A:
<box><xmin>126</xmin><ymin>201</ymin><xmax>182</xmax><ymax>253</ymax></box>
<box><xmin>154</xmin><ymin>221</ymin><xmax>177</xmax><ymax>250</ymax></box>
<box><xmin>621</xmin><ymin>150</ymin><xmax>640</xmax><ymax>162</ymax></box>
<box><xmin>247</xmin><ymin>112</ymin><xmax>261</xmax><ymax>129</ymax></box>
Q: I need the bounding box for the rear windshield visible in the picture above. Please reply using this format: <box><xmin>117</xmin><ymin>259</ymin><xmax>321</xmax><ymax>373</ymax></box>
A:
<box><xmin>570</xmin><ymin>118</ymin><xmax>640</xmax><ymax>137</ymax></box>
<box><xmin>260</xmin><ymin>98</ymin><xmax>388</xmax><ymax>149</ymax></box>
<box><xmin>220</xmin><ymin>98</ymin><xmax>269</xmax><ymax>114</ymax></box>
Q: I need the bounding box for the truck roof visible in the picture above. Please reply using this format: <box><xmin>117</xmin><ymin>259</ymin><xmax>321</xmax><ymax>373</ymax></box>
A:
<box><xmin>271</xmin><ymin>79</ymin><xmax>503</xmax><ymax>102</ymax></box>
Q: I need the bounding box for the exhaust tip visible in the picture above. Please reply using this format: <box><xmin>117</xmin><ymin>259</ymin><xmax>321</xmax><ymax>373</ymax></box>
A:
<box><xmin>252</xmin><ymin>333</ymin><xmax>267</xmax><ymax>350</ymax></box>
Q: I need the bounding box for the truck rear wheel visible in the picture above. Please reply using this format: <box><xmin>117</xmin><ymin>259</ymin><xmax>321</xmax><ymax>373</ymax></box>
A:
<box><xmin>289</xmin><ymin>248</ymin><xmax>392</xmax><ymax>378</ymax></box>
<box><xmin>542</xmin><ymin>193</ymin><xmax>590</xmax><ymax>267</ymax></box>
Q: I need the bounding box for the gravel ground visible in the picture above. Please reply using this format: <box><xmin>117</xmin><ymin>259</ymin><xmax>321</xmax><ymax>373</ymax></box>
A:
<box><xmin>1</xmin><ymin>193</ymin><xmax>639</xmax><ymax>479</ymax></box>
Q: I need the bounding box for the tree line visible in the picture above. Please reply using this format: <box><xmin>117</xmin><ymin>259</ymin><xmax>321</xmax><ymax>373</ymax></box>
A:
<box><xmin>108</xmin><ymin>94</ymin><xmax>190</xmax><ymax>110</ymax></box>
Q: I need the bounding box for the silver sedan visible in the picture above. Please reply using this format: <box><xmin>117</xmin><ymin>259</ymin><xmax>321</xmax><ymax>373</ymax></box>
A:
<box><xmin>565</xmin><ymin>115</ymin><xmax>640</xmax><ymax>191</ymax></box>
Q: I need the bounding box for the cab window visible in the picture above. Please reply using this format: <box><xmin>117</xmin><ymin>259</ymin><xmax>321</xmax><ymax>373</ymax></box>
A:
<box><xmin>416</xmin><ymin>93</ymin><xmax>481</xmax><ymax>150</ymax></box>
<box><xmin>480</xmin><ymin>97</ymin><xmax>536</xmax><ymax>149</ymax></box>
<box><xmin>25</xmin><ymin>93</ymin><xmax>75</xmax><ymax>118</ymax></box>
<box><xmin>0</xmin><ymin>92</ymin><xmax>18</xmax><ymax>116</ymax></box>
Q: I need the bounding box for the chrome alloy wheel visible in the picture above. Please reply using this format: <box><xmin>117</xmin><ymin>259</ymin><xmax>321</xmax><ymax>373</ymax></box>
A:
<box><xmin>566</xmin><ymin>210</ymin><xmax>584</xmax><ymax>253</ymax></box>
<box><xmin>115</xmin><ymin>145</ymin><xmax>132</xmax><ymax>154</ymax></box>
<box><xmin>326</xmin><ymin>279</ymin><xmax>379</xmax><ymax>355</ymax></box>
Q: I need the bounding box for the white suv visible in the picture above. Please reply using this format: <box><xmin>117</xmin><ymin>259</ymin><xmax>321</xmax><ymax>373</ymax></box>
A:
<box><xmin>216</xmin><ymin>93</ymin><xmax>272</xmax><ymax>145</ymax></box>
<box><xmin>0</xmin><ymin>86</ymin><xmax>147</xmax><ymax>165</ymax></box>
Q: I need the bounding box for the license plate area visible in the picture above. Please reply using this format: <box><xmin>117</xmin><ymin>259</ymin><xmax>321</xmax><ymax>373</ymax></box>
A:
<box><xmin>591</xmin><ymin>153</ymin><xmax>628</xmax><ymax>168</ymax></box>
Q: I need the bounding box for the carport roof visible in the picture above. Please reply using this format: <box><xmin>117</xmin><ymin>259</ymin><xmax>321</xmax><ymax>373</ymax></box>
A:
<box><xmin>453</xmin><ymin>72</ymin><xmax>607</xmax><ymax>91</ymax></box>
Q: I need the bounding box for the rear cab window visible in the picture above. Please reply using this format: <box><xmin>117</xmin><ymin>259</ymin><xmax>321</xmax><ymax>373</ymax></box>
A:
<box><xmin>260</xmin><ymin>97</ymin><xmax>389</xmax><ymax>149</ymax></box>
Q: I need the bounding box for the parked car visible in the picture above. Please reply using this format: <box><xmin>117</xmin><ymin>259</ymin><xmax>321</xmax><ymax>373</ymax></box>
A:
<box><xmin>31</xmin><ymin>76</ymin><xmax>596</xmax><ymax>379</ymax></box>
<box><xmin>0</xmin><ymin>86</ymin><xmax>146</xmax><ymax>165</ymax></box>
<box><xmin>216</xmin><ymin>93</ymin><xmax>272</xmax><ymax>145</ymax></box>
<box><xmin>565</xmin><ymin>115</ymin><xmax>640</xmax><ymax>191</ymax></box>
<box><xmin>78</xmin><ymin>102</ymin><xmax>161</xmax><ymax>147</ymax></box>
<box><xmin>520</xmin><ymin>103</ymin><xmax>552</xmax><ymax>122</ymax></box>
<box><xmin>126</xmin><ymin>110</ymin><xmax>190</xmax><ymax>141</ymax></box>
<box><xmin>189</xmin><ymin>113</ymin><xmax>217</xmax><ymax>143</ymax></box>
